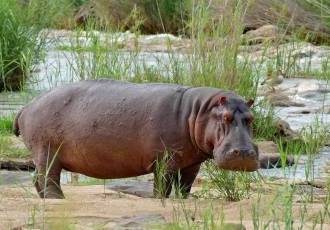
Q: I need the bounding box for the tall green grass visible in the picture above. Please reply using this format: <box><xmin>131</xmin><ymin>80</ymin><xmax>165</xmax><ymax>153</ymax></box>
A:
<box><xmin>0</xmin><ymin>0</ymin><xmax>83</xmax><ymax>92</ymax></box>
<box><xmin>0</xmin><ymin>114</ymin><xmax>14</xmax><ymax>134</ymax></box>
<box><xmin>197</xmin><ymin>160</ymin><xmax>257</xmax><ymax>201</ymax></box>
<box><xmin>24</xmin><ymin>0</ymin><xmax>79</xmax><ymax>29</ymax></box>
<box><xmin>0</xmin><ymin>0</ymin><xmax>39</xmax><ymax>91</ymax></box>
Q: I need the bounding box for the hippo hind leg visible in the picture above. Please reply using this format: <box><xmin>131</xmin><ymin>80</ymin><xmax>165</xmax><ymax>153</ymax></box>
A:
<box><xmin>34</xmin><ymin>149</ymin><xmax>64</xmax><ymax>199</ymax></box>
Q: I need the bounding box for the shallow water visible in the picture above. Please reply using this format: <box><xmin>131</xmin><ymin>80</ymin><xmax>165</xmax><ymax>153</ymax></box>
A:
<box><xmin>259</xmin><ymin>147</ymin><xmax>330</xmax><ymax>180</ymax></box>
<box><xmin>1</xmin><ymin>32</ymin><xmax>330</xmax><ymax>184</ymax></box>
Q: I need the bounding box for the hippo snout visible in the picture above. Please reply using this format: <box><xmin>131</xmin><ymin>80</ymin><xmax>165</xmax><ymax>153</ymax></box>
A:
<box><xmin>229</xmin><ymin>149</ymin><xmax>258</xmax><ymax>160</ymax></box>
<box><xmin>215</xmin><ymin>148</ymin><xmax>259</xmax><ymax>172</ymax></box>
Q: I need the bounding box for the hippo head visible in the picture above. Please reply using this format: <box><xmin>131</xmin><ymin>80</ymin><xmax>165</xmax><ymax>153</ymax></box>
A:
<box><xmin>197</xmin><ymin>94</ymin><xmax>259</xmax><ymax>171</ymax></box>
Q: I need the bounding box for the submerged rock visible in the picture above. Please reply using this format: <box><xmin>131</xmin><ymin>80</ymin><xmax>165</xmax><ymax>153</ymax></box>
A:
<box><xmin>292</xmin><ymin>105</ymin><xmax>330</xmax><ymax>114</ymax></box>
<box><xmin>257</xmin><ymin>141</ymin><xmax>295</xmax><ymax>169</ymax></box>
<box><xmin>259</xmin><ymin>153</ymin><xmax>295</xmax><ymax>169</ymax></box>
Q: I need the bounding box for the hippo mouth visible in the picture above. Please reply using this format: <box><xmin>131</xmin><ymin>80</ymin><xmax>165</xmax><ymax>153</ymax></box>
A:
<box><xmin>216</xmin><ymin>158</ymin><xmax>259</xmax><ymax>172</ymax></box>
<box><xmin>214</xmin><ymin>149</ymin><xmax>259</xmax><ymax>172</ymax></box>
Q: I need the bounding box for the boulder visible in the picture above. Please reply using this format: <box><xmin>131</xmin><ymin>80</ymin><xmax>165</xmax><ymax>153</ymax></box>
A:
<box><xmin>266</xmin><ymin>92</ymin><xmax>305</xmax><ymax>107</ymax></box>
<box><xmin>243</xmin><ymin>25</ymin><xmax>288</xmax><ymax>45</ymax></box>
<box><xmin>274</xmin><ymin>119</ymin><xmax>300</xmax><ymax>139</ymax></box>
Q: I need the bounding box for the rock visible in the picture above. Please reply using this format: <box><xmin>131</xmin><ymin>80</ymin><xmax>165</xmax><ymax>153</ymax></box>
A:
<box><xmin>105</xmin><ymin>214</ymin><xmax>166</xmax><ymax>229</ymax></box>
<box><xmin>0</xmin><ymin>170</ymin><xmax>33</xmax><ymax>185</ymax></box>
<box><xmin>266</xmin><ymin>92</ymin><xmax>305</xmax><ymax>107</ymax></box>
<box><xmin>274</xmin><ymin>119</ymin><xmax>299</xmax><ymax>140</ymax></box>
<box><xmin>243</xmin><ymin>25</ymin><xmax>287</xmax><ymax>45</ymax></box>
<box><xmin>292</xmin><ymin>105</ymin><xmax>330</xmax><ymax>114</ymax></box>
<box><xmin>257</xmin><ymin>141</ymin><xmax>295</xmax><ymax>169</ymax></box>
<box><xmin>261</xmin><ymin>73</ymin><xmax>284</xmax><ymax>87</ymax></box>
<box><xmin>257</xmin><ymin>141</ymin><xmax>278</xmax><ymax>154</ymax></box>
<box><xmin>74</xmin><ymin>1</ymin><xmax>95</xmax><ymax>25</ymax></box>
<box><xmin>107</xmin><ymin>178</ymin><xmax>154</xmax><ymax>198</ymax></box>
<box><xmin>0</xmin><ymin>159</ymin><xmax>35</xmax><ymax>171</ymax></box>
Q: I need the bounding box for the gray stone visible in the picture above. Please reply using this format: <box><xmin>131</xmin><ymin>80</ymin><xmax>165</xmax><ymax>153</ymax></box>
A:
<box><xmin>107</xmin><ymin>178</ymin><xmax>154</xmax><ymax>198</ymax></box>
<box><xmin>106</xmin><ymin>214</ymin><xmax>166</xmax><ymax>229</ymax></box>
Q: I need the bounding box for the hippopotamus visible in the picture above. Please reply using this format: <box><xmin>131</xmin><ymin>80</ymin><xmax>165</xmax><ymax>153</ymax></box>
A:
<box><xmin>14</xmin><ymin>79</ymin><xmax>259</xmax><ymax>199</ymax></box>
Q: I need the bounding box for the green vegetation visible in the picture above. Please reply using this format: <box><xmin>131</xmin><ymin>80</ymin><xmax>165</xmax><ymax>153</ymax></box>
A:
<box><xmin>0</xmin><ymin>135</ymin><xmax>30</xmax><ymax>159</ymax></box>
<box><xmin>196</xmin><ymin>160</ymin><xmax>257</xmax><ymax>201</ymax></box>
<box><xmin>24</xmin><ymin>0</ymin><xmax>79</xmax><ymax>29</ymax></box>
<box><xmin>0</xmin><ymin>0</ymin><xmax>85</xmax><ymax>92</ymax></box>
<box><xmin>0</xmin><ymin>0</ymin><xmax>39</xmax><ymax>91</ymax></box>
<box><xmin>154</xmin><ymin>150</ymin><xmax>172</xmax><ymax>199</ymax></box>
<box><xmin>0</xmin><ymin>114</ymin><xmax>29</xmax><ymax>159</ymax></box>
<box><xmin>0</xmin><ymin>114</ymin><xmax>14</xmax><ymax>134</ymax></box>
<box><xmin>277</xmin><ymin>118</ymin><xmax>330</xmax><ymax>156</ymax></box>
<box><xmin>0</xmin><ymin>0</ymin><xmax>330</xmax><ymax>228</ymax></box>
<box><xmin>50</xmin><ymin>0</ymin><xmax>330</xmax><ymax>204</ymax></box>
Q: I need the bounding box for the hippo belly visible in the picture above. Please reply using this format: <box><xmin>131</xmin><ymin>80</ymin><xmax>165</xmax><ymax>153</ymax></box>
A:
<box><xmin>58</xmin><ymin>138</ymin><xmax>157</xmax><ymax>179</ymax></box>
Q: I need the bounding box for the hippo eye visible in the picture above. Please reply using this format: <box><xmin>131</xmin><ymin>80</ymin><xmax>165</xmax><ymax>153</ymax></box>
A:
<box><xmin>245</xmin><ymin>116</ymin><xmax>254</xmax><ymax>125</ymax></box>
<box><xmin>223</xmin><ymin>112</ymin><xmax>233</xmax><ymax>124</ymax></box>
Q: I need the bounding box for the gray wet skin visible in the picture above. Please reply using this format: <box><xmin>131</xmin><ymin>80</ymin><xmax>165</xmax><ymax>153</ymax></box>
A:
<box><xmin>14</xmin><ymin>79</ymin><xmax>258</xmax><ymax>199</ymax></box>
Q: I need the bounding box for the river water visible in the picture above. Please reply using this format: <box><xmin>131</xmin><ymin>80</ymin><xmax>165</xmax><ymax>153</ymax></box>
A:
<box><xmin>1</xmin><ymin>31</ymin><xmax>330</xmax><ymax>185</ymax></box>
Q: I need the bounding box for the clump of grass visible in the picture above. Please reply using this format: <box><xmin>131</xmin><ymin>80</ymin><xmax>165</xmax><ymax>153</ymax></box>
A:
<box><xmin>0</xmin><ymin>0</ymin><xmax>40</xmax><ymax>91</ymax></box>
<box><xmin>154</xmin><ymin>149</ymin><xmax>172</xmax><ymax>200</ymax></box>
<box><xmin>300</xmin><ymin>119</ymin><xmax>329</xmax><ymax>155</ymax></box>
<box><xmin>277</xmin><ymin>118</ymin><xmax>330</xmax><ymax>156</ymax></box>
<box><xmin>197</xmin><ymin>160</ymin><xmax>256</xmax><ymax>201</ymax></box>
<box><xmin>0</xmin><ymin>114</ymin><xmax>14</xmax><ymax>134</ymax></box>
<box><xmin>252</xmin><ymin>103</ymin><xmax>277</xmax><ymax>141</ymax></box>
<box><xmin>0</xmin><ymin>135</ymin><xmax>30</xmax><ymax>159</ymax></box>
<box><xmin>0</xmin><ymin>115</ymin><xmax>29</xmax><ymax>159</ymax></box>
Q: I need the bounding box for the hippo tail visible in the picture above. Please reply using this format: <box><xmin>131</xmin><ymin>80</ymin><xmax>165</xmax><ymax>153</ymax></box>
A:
<box><xmin>13</xmin><ymin>108</ymin><xmax>23</xmax><ymax>137</ymax></box>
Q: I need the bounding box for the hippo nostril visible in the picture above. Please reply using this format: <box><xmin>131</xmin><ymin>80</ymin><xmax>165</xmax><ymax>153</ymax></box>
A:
<box><xmin>233</xmin><ymin>149</ymin><xmax>240</xmax><ymax>156</ymax></box>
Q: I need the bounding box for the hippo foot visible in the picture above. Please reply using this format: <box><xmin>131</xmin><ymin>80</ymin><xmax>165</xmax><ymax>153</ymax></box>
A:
<box><xmin>34</xmin><ymin>170</ymin><xmax>64</xmax><ymax>199</ymax></box>
<box><xmin>35</xmin><ymin>180</ymin><xmax>65</xmax><ymax>199</ymax></box>
<box><xmin>39</xmin><ymin>191</ymin><xmax>65</xmax><ymax>199</ymax></box>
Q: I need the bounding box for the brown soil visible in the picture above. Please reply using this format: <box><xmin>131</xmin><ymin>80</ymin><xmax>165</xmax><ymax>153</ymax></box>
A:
<box><xmin>1</xmin><ymin>181</ymin><xmax>329</xmax><ymax>229</ymax></box>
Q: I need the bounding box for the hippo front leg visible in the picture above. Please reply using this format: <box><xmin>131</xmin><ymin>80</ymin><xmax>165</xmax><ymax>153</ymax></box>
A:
<box><xmin>174</xmin><ymin>163</ymin><xmax>201</xmax><ymax>198</ymax></box>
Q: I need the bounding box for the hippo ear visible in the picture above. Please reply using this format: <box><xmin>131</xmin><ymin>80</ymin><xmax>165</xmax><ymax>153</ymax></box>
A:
<box><xmin>217</xmin><ymin>96</ymin><xmax>227</xmax><ymax>106</ymax></box>
<box><xmin>246</xmin><ymin>99</ymin><xmax>254</xmax><ymax>108</ymax></box>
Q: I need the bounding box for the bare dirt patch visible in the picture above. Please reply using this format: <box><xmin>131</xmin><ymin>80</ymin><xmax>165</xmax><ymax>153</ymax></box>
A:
<box><xmin>1</xmin><ymin>181</ymin><xmax>329</xmax><ymax>229</ymax></box>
